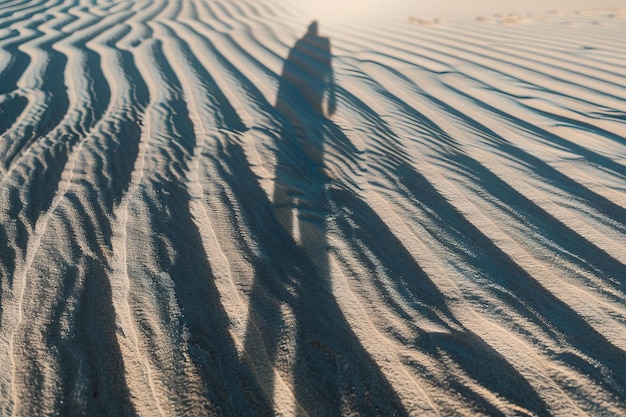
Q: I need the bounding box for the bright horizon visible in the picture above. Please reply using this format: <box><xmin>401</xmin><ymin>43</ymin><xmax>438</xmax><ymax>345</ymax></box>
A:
<box><xmin>390</xmin><ymin>0</ymin><xmax>626</xmax><ymax>20</ymax></box>
<box><xmin>297</xmin><ymin>0</ymin><xmax>626</xmax><ymax>21</ymax></box>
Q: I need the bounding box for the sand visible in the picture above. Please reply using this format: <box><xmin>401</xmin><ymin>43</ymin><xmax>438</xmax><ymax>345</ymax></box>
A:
<box><xmin>0</xmin><ymin>0</ymin><xmax>625</xmax><ymax>415</ymax></box>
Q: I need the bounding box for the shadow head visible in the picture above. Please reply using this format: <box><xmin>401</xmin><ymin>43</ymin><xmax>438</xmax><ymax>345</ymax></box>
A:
<box><xmin>307</xmin><ymin>21</ymin><xmax>319</xmax><ymax>36</ymax></box>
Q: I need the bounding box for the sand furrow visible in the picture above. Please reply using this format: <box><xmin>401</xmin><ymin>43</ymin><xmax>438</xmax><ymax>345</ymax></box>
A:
<box><xmin>0</xmin><ymin>5</ymin><xmax>133</xmax><ymax>412</ymax></box>
<box><xmin>1</xmin><ymin>0</ymin><xmax>625</xmax><ymax>415</ymax></box>
<box><xmin>326</xmin><ymin>57</ymin><xmax>624</xmax><ymax>412</ymax></box>
<box><xmin>109</xmin><ymin>37</ymin><xmax>196</xmax><ymax>416</ymax></box>
<box><xmin>328</xmin><ymin>20</ymin><xmax>626</xmax><ymax>111</ymax></box>
<box><xmin>0</xmin><ymin>24</ymin><xmax>153</xmax><ymax>416</ymax></box>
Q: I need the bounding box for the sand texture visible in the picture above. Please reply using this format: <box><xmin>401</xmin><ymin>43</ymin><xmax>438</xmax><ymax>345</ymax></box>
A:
<box><xmin>0</xmin><ymin>0</ymin><xmax>625</xmax><ymax>415</ymax></box>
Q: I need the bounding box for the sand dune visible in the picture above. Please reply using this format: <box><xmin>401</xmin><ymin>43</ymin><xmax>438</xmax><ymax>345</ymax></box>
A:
<box><xmin>1</xmin><ymin>0</ymin><xmax>625</xmax><ymax>415</ymax></box>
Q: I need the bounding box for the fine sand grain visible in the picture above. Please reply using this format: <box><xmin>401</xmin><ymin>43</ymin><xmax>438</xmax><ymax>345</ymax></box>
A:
<box><xmin>0</xmin><ymin>0</ymin><xmax>625</xmax><ymax>415</ymax></box>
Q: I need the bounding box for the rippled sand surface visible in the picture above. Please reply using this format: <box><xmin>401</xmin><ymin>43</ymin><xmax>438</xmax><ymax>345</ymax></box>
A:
<box><xmin>1</xmin><ymin>1</ymin><xmax>625</xmax><ymax>415</ymax></box>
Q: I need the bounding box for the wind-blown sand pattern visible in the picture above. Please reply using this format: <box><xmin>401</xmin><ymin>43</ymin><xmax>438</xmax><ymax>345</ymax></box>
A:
<box><xmin>1</xmin><ymin>0</ymin><xmax>625</xmax><ymax>415</ymax></box>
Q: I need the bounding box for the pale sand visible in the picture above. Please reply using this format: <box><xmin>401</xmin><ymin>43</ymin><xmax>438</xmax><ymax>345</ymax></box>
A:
<box><xmin>0</xmin><ymin>0</ymin><xmax>625</xmax><ymax>415</ymax></box>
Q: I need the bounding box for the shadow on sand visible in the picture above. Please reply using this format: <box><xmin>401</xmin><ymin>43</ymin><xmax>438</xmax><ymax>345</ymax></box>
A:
<box><xmin>239</xmin><ymin>21</ymin><xmax>407</xmax><ymax>415</ymax></box>
<box><xmin>272</xmin><ymin>20</ymin><xmax>335</xmax><ymax>290</ymax></box>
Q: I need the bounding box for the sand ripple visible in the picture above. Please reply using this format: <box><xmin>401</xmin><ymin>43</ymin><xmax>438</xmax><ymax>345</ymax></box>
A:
<box><xmin>0</xmin><ymin>0</ymin><xmax>625</xmax><ymax>415</ymax></box>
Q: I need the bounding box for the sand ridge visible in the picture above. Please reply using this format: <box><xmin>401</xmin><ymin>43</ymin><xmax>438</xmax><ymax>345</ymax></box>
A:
<box><xmin>0</xmin><ymin>0</ymin><xmax>625</xmax><ymax>415</ymax></box>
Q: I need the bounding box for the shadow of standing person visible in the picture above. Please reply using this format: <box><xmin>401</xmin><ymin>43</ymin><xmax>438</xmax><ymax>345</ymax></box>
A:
<box><xmin>232</xmin><ymin>19</ymin><xmax>408</xmax><ymax>416</ymax></box>
<box><xmin>273</xmin><ymin>20</ymin><xmax>336</xmax><ymax>260</ymax></box>
<box><xmin>262</xmin><ymin>21</ymin><xmax>407</xmax><ymax>415</ymax></box>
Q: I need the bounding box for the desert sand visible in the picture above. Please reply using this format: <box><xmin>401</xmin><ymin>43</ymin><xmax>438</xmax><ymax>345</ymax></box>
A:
<box><xmin>0</xmin><ymin>0</ymin><xmax>625</xmax><ymax>415</ymax></box>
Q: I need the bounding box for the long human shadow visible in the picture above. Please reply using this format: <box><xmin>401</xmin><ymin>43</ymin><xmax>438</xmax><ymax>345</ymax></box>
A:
<box><xmin>272</xmin><ymin>20</ymin><xmax>335</xmax><ymax>282</ymax></box>
<box><xmin>274</xmin><ymin>21</ymin><xmax>403</xmax><ymax>415</ymax></box>
<box><xmin>238</xmin><ymin>22</ymin><xmax>407</xmax><ymax>415</ymax></box>
<box><xmin>247</xmin><ymin>23</ymin><xmax>543</xmax><ymax>413</ymax></box>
